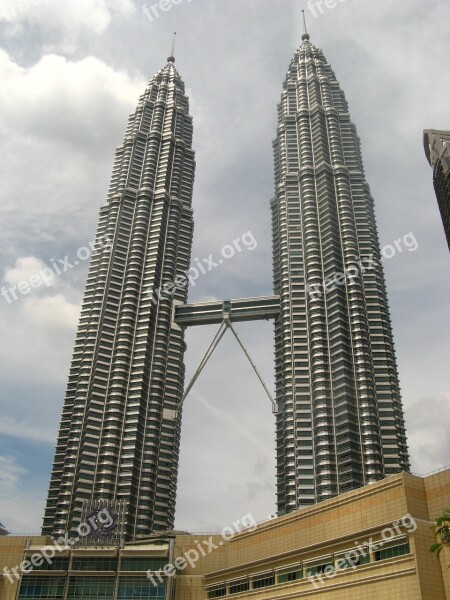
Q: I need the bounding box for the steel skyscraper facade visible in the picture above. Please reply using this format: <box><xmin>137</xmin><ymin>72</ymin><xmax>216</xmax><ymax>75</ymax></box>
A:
<box><xmin>271</xmin><ymin>32</ymin><xmax>409</xmax><ymax>513</ymax></box>
<box><xmin>42</xmin><ymin>29</ymin><xmax>411</xmax><ymax>540</ymax></box>
<box><xmin>42</xmin><ymin>54</ymin><xmax>196</xmax><ymax>539</ymax></box>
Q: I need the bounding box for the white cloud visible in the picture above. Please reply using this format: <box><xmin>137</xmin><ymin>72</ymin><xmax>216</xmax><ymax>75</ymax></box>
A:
<box><xmin>0</xmin><ymin>267</ymin><xmax>81</xmax><ymax>396</ymax></box>
<box><xmin>0</xmin><ymin>0</ymin><xmax>136</xmax><ymax>35</ymax></box>
<box><xmin>0</xmin><ymin>417</ymin><xmax>55</xmax><ymax>444</ymax></box>
<box><xmin>0</xmin><ymin>455</ymin><xmax>26</xmax><ymax>494</ymax></box>
<box><xmin>3</xmin><ymin>256</ymin><xmax>50</xmax><ymax>287</ymax></box>
<box><xmin>0</xmin><ymin>49</ymin><xmax>144</xmax><ymax>147</ymax></box>
<box><xmin>406</xmin><ymin>393</ymin><xmax>450</xmax><ymax>476</ymax></box>
<box><xmin>0</xmin><ymin>457</ymin><xmax>45</xmax><ymax>534</ymax></box>
<box><xmin>22</xmin><ymin>293</ymin><xmax>80</xmax><ymax>330</ymax></box>
<box><xmin>0</xmin><ymin>48</ymin><xmax>145</xmax><ymax>261</ymax></box>
<box><xmin>2</xmin><ymin>256</ymin><xmax>80</xmax><ymax>326</ymax></box>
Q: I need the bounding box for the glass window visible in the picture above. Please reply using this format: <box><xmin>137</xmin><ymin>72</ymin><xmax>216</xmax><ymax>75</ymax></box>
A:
<box><xmin>72</xmin><ymin>557</ymin><xmax>118</xmax><ymax>571</ymax></box>
<box><xmin>121</xmin><ymin>558</ymin><xmax>166</xmax><ymax>572</ymax></box>
<box><xmin>25</xmin><ymin>557</ymin><xmax>69</xmax><ymax>572</ymax></box>
<box><xmin>118</xmin><ymin>576</ymin><xmax>166</xmax><ymax>599</ymax></box>
<box><xmin>374</xmin><ymin>542</ymin><xmax>410</xmax><ymax>562</ymax></box>
<box><xmin>335</xmin><ymin>553</ymin><xmax>370</xmax><ymax>570</ymax></box>
<box><xmin>18</xmin><ymin>576</ymin><xmax>65</xmax><ymax>599</ymax></box>
<box><xmin>229</xmin><ymin>580</ymin><xmax>249</xmax><ymax>594</ymax></box>
<box><xmin>252</xmin><ymin>573</ymin><xmax>275</xmax><ymax>589</ymax></box>
<box><xmin>278</xmin><ymin>569</ymin><xmax>303</xmax><ymax>583</ymax></box>
<box><xmin>305</xmin><ymin>562</ymin><xmax>334</xmax><ymax>577</ymax></box>
<box><xmin>207</xmin><ymin>586</ymin><xmax>226</xmax><ymax>598</ymax></box>
<box><xmin>67</xmin><ymin>576</ymin><xmax>115</xmax><ymax>599</ymax></box>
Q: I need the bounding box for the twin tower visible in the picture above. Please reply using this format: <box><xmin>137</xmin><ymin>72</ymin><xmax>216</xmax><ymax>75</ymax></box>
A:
<box><xmin>42</xmin><ymin>32</ymin><xmax>410</xmax><ymax>541</ymax></box>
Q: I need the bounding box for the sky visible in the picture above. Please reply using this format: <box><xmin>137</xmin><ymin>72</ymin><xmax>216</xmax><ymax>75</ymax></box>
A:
<box><xmin>0</xmin><ymin>0</ymin><xmax>449</xmax><ymax>534</ymax></box>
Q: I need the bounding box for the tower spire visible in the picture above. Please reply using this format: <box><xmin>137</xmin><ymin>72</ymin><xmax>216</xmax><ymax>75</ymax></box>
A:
<box><xmin>302</xmin><ymin>9</ymin><xmax>310</xmax><ymax>41</ymax></box>
<box><xmin>168</xmin><ymin>32</ymin><xmax>176</xmax><ymax>63</ymax></box>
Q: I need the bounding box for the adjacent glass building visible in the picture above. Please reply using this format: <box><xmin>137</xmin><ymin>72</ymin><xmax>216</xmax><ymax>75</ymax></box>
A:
<box><xmin>424</xmin><ymin>129</ymin><xmax>450</xmax><ymax>251</ymax></box>
<box><xmin>271</xmin><ymin>31</ymin><xmax>409</xmax><ymax>513</ymax></box>
<box><xmin>42</xmin><ymin>53</ymin><xmax>196</xmax><ymax>540</ymax></box>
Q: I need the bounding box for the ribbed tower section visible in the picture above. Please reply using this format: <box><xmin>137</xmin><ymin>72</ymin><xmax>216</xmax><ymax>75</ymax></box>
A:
<box><xmin>42</xmin><ymin>58</ymin><xmax>195</xmax><ymax>539</ymax></box>
<box><xmin>272</xmin><ymin>35</ymin><xmax>409</xmax><ymax>514</ymax></box>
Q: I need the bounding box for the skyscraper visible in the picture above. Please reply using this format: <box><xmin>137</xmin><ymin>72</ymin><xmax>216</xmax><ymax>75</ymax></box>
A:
<box><xmin>42</xmin><ymin>50</ymin><xmax>196</xmax><ymax>540</ymax></box>
<box><xmin>271</xmin><ymin>28</ymin><xmax>410</xmax><ymax>513</ymax></box>
<box><xmin>424</xmin><ymin>129</ymin><xmax>450</xmax><ymax>251</ymax></box>
<box><xmin>42</xmin><ymin>24</ymin><xmax>411</xmax><ymax>540</ymax></box>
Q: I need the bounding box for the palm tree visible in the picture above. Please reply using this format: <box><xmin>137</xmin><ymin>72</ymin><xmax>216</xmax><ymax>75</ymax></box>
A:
<box><xmin>430</xmin><ymin>508</ymin><xmax>450</xmax><ymax>565</ymax></box>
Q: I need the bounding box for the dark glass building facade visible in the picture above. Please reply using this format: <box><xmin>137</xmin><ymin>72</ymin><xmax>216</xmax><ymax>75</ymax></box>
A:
<box><xmin>424</xmin><ymin>129</ymin><xmax>450</xmax><ymax>251</ymax></box>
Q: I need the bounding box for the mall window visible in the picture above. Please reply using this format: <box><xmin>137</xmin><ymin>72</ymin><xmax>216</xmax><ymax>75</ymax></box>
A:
<box><xmin>18</xmin><ymin>576</ymin><xmax>65</xmax><ymax>599</ymax></box>
<box><xmin>305</xmin><ymin>561</ymin><xmax>334</xmax><ymax>577</ymax></box>
<box><xmin>278</xmin><ymin>568</ymin><xmax>303</xmax><ymax>583</ymax></box>
<box><xmin>66</xmin><ymin>576</ymin><xmax>115</xmax><ymax>599</ymax></box>
<box><xmin>374</xmin><ymin>541</ymin><xmax>410</xmax><ymax>562</ymax></box>
<box><xmin>72</xmin><ymin>557</ymin><xmax>118</xmax><ymax>571</ymax></box>
<box><xmin>252</xmin><ymin>573</ymin><xmax>275</xmax><ymax>589</ymax></box>
<box><xmin>335</xmin><ymin>552</ymin><xmax>370</xmax><ymax>570</ymax></box>
<box><xmin>207</xmin><ymin>585</ymin><xmax>226</xmax><ymax>598</ymax></box>
<box><xmin>118</xmin><ymin>576</ymin><xmax>166</xmax><ymax>599</ymax></box>
<box><xmin>121</xmin><ymin>558</ymin><xmax>166</xmax><ymax>572</ymax></box>
<box><xmin>25</xmin><ymin>557</ymin><xmax>69</xmax><ymax>571</ymax></box>
<box><xmin>229</xmin><ymin>579</ymin><xmax>249</xmax><ymax>594</ymax></box>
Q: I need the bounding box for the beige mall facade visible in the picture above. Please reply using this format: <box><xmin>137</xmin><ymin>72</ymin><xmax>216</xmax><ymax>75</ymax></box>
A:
<box><xmin>1</xmin><ymin>469</ymin><xmax>449</xmax><ymax>599</ymax></box>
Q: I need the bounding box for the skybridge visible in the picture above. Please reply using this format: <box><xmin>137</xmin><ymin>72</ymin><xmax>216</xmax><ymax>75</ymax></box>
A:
<box><xmin>171</xmin><ymin>295</ymin><xmax>281</xmax><ymax>414</ymax></box>
<box><xmin>173</xmin><ymin>295</ymin><xmax>280</xmax><ymax>327</ymax></box>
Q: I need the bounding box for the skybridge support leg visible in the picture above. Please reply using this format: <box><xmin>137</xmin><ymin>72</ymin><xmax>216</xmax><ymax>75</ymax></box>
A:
<box><xmin>176</xmin><ymin>318</ymin><xmax>279</xmax><ymax>414</ymax></box>
<box><xmin>179</xmin><ymin>321</ymin><xmax>228</xmax><ymax>408</ymax></box>
<box><xmin>224</xmin><ymin>319</ymin><xmax>278</xmax><ymax>412</ymax></box>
